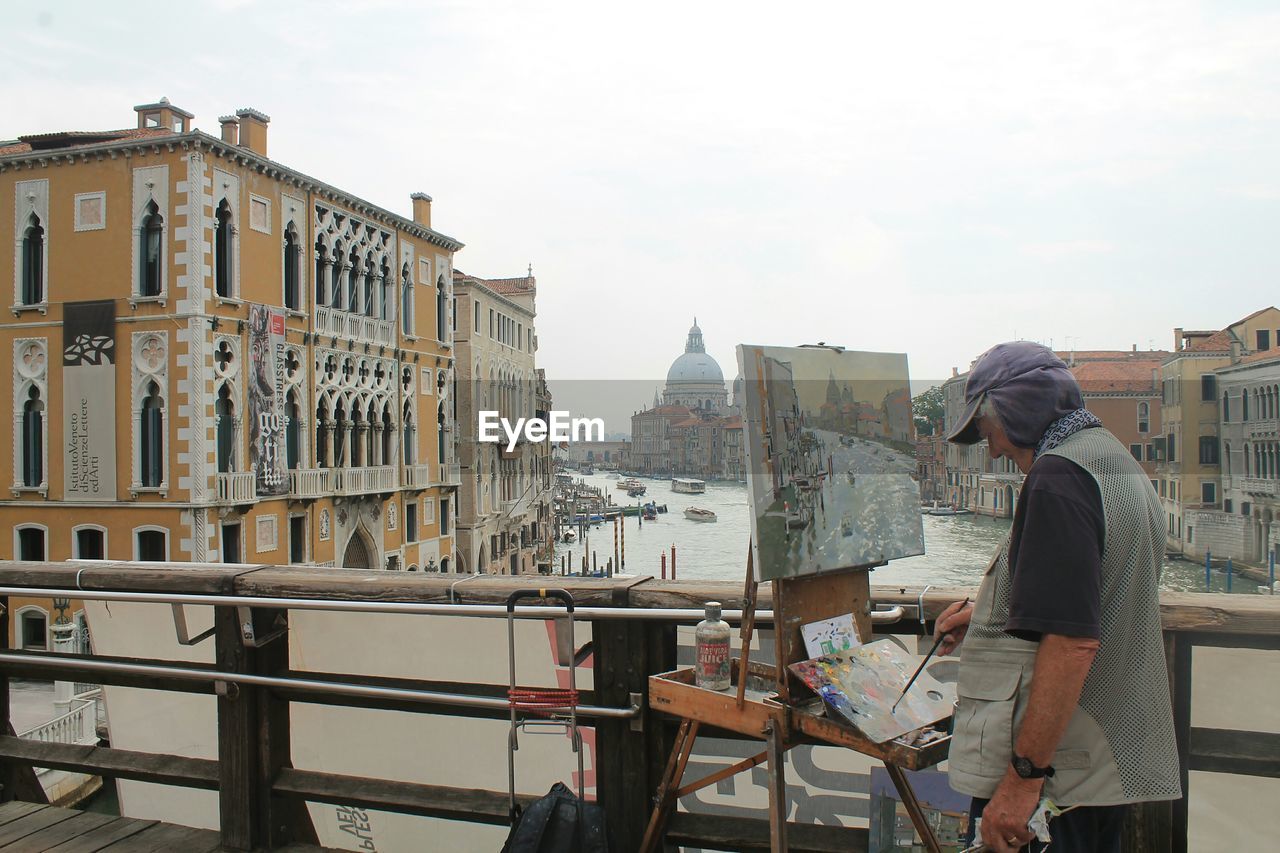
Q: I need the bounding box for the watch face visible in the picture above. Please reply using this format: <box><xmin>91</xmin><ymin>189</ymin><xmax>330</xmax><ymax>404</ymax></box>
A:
<box><xmin>1013</xmin><ymin>756</ymin><xmax>1034</xmax><ymax>778</ymax></box>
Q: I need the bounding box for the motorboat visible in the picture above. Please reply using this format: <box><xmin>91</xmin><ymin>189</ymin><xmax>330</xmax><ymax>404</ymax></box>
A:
<box><xmin>684</xmin><ymin>507</ymin><xmax>717</xmax><ymax>523</ymax></box>
<box><xmin>617</xmin><ymin>478</ymin><xmax>644</xmax><ymax>491</ymax></box>
<box><xmin>642</xmin><ymin>503</ymin><xmax>658</xmax><ymax>521</ymax></box>
<box><xmin>563</xmin><ymin>528</ymin><xmax>578</xmax><ymax>543</ymax></box>
<box><xmin>671</xmin><ymin>477</ymin><xmax>706</xmax><ymax>494</ymax></box>
<box><xmin>627</xmin><ymin>485</ymin><xmax>646</xmax><ymax>497</ymax></box>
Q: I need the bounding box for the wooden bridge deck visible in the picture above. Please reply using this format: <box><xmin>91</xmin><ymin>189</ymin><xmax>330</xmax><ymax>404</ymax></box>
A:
<box><xmin>0</xmin><ymin>802</ymin><xmax>335</xmax><ymax>852</ymax></box>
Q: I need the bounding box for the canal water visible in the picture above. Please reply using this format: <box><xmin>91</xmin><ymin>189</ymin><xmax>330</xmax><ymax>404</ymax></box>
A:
<box><xmin>555</xmin><ymin>472</ymin><xmax>1259</xmax><ymax>594</ymax></box>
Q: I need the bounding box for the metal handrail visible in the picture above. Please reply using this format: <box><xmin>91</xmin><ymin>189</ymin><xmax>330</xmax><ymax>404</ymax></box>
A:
<box><xmin>0</xmin><ymin>586</ymin><xmax>909</xmax><ymax>626</ymax></box>
<box><xmin>0</xmin><ymin>651</ymin><xmax>638</xmax><ymax>720</ymax></box>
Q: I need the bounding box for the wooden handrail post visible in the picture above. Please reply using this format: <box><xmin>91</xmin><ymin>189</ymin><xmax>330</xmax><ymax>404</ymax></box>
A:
<box><xmin>216</xmin><ymin>604</ymin><xmax>258</xmax><ymax>850</ymax></box>
<box><xmin>254</xmin><ymin>609</ymin><xmax>317</xmax><ymax>848</ymax></box>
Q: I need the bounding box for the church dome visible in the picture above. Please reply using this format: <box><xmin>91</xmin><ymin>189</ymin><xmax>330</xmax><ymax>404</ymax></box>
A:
<box><xmin>667</xmin><ymin>351</ymin><xmax>725</xmax><ymax>385</ymax></box>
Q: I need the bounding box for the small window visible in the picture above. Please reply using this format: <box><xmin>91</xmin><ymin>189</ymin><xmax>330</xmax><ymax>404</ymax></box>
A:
<box><xmin>1199</xmin><ymin>436</ymin><xmax>1219</xmax><ymax>465</ymax></box>
<box><xmin>17</xmin><ymin>527</ymin><xmax>45</xmax><ymax>561</ymax></box>
<box><xmin>1222</xmin><ymin>391</ymin><xmax>1230</xmax><ymax>423</ymax></box>
<box><xmin>222</xmin><ymin>523</ymin><xmax>241</xmax><ymax>564</ymax></box>
<box><xmin>20</xmin><ymin>611</ymin><xmax>47</xmax><ymax>650</ymax></box>
<box><xmin>75</xmin><ymin>528</ymin><xmax>105</xmax><ymax>560</ymax></box>
<box><xmin>21</xmin><ymin>214</ymin><xmax>44</xmax><ymax>305</ymax></box>
<box><xmin>1258</xmin><ymin>329</ymin><xmax>1272</xmax><ymax>351</ymax></box>
<box><xmin>1242</xmin><ymin>501</ymin><xmax>1251</xmax><ymax>516</ymax></box>
<box><xmin>1224</xmin><ymin>498</ymin><xmax>1233</xmax><ymax>514</ymax></box>
<box><xmin>215</xmin><ymin>199</ymin><xmax>234</xmax><ymax>298</ymax></box>
<box><xmin>1187</xmin><ymin>526</ymin><xmax>1193</xmax><ymax>544</ymax></box>
<box><xmin>136</xmin><ymin>529</ymin><xmax>166</xmax><ymax>562</ymax></box>
<box><xmin>144</xmin><ymin>112</ymin><xmax>161</xmax><ymax>128</ymax></box>
<box><xmin>289</xmin><ymin>515</ymin><xmax>306</xmax><ymax>564</ymax></box>
<box><xmin>406</xmin><ymin>502</ymin><xmax>418</xmax><ymax>543</ymax></box>
<box><xmin>440</xmin><ymin>497</ymin><xmax>450</xmax><ymax>535</ymax></box>
<box><xmin>1166</xmin><ymin>434</ymin><xmax>1176</xmax><ymax>463</ymax></box>
<box><xmin>1145</xmin><ymin>444</ymin><xmax>1156</xmax><ymax>462</ymax></box>
<box><xmin>283</xmin><ymin>224</ymin><xmax>300</xmax><ymax>310</ymax></box>
<box><xmin>474</xmin><ymin>301</ymin><xmax>480</xmax><ymax>332</ymax></box>
<box><xmin>1159</xmin><ymin>480</ymin><xmax>1167</xmax><ymax>498</ymax></box>
<box><xmin>140</xmin><ymin>382</ymin><xmax>164</xmax><ymax>487</ymax></box>
<box><xmin>22</xmin><ymin>386</ymin><xmax>44</xmax><ymax>487</ymax></box>
<box><xmin>140</xmin><ymin>202</ymin><xmax>164</xmax><ymax>296</ymax></box>
<box><xmin>1137</xmin><ymin>401</ymin><xmax>1150</xmax><ymax>433</ymax></box>
<box><xmin>1201</xmin><ymin>374</ymin><xmax>1216</xmax><ymax>402</ymax></box>
<box><xmin>1129</xmin><ymin>443</ymin><xmax>1142</xmax><ymax>461</ymax></box>
<box><xmin>1201</xmin><ymin>482</ymin><xmax>1216</xmax><ymax>505</ymax></box>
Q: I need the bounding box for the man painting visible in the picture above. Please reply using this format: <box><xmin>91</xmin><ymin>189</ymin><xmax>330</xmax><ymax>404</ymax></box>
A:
<box><xmin>936</xmin><ymin>342</ymin><xmax>1180</xmax><ymax>852</ymax></box>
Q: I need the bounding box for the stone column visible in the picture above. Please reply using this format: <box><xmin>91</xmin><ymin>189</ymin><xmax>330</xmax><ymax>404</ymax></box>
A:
<box><xmin>52</xmin><ymin>617</ymin><xmax>76</xmax><ymax>714</ymax></box>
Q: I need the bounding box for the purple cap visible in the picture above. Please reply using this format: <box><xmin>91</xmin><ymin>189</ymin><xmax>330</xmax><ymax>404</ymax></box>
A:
<box><xmin>946</xmin><ymin>342</ymin><xmax>1083</xmax><ymax>447</ymax></box>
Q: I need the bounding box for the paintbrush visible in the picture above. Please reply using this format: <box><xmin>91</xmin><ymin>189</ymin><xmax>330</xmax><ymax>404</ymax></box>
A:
<box><xmin>891</xmin><ymin>596</ymin><xmax>969</xmax><ymax>714</ymax></box>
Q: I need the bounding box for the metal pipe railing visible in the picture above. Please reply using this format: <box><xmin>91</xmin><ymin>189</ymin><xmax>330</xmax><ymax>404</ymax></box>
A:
<box><xmin>0</xmin><ymin>651</ymin><xmax>638</xmax><ymax>720</ymax></box>
<box><xmin>0</xmin><ymin>586</ymin><xmax>910</xmax><ymax>626</ymax></box>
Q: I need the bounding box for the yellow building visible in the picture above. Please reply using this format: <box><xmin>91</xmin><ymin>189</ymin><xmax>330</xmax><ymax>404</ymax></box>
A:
<box><xmin>1157</xmin><ymin>307</ymin><xmax>1280</xmax><ymax>557</ymax></box>
<box><xmin>0</xmin><ymin>97</ymin><xmax>465</xmax><ymax>648</ymax></box>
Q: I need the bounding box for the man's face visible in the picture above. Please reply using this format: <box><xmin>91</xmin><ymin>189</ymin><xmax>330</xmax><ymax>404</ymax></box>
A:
<box><xmin>976</xmin><ymin>413</ymin><xmax>1023</xmax><ymax>466</ymax></box>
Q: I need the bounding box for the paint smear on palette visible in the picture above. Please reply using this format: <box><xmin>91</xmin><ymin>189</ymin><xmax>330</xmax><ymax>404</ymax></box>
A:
<box><xmin>789</xmin><ymin>639</ymin><xmax>956</xmax><ymax>743</ymax></box>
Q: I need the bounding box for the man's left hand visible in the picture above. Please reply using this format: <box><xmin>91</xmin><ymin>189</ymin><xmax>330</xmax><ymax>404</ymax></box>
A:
<box><xmin>979</xmin><ymin>775</ymin><xmax>1041</xmax><ymax>852</ymax></box>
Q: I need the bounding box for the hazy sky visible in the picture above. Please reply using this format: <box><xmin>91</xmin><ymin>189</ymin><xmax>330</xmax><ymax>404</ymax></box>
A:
<box><xmin>6</xmin><ymin>1</ymin><xmax>1279</xmax><ymax>388</ymax></box>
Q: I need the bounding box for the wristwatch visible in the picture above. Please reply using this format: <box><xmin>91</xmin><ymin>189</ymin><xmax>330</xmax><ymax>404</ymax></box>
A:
<box><xmin>1011</xmin><ymin>753</ymin><xmax>1055</xmax><ymax>780</ymax></box>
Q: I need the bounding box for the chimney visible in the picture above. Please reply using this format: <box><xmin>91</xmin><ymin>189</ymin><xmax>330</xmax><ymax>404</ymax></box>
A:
<box><xmin>235</xmin><ymin>108</ymin><xmax>270</xmax><ymax>156</ymax></box>
<box><xmin>1151</xmin><ymin>368</ymin><xmax>1159</xmax><ymax>390</ymax></box>
<box><xmin>1230</xmin><ymin>339</ymin><xmax>1242</xmax><ymax>364</ymax></box>
<box><xmin>950</xmin><ymin>367</ymin><xmax>958</xmax><ymax>378</ymax></box>
<box><xmin>411</xmin><ymin>193</ymin><xmax>433</xmax><ymax>228</ymax></box>
<box><xmin>218</xmin><ymin>115</ymin><xmax>239</xmax><ymax>145</ymax></box>
<box><xmin>1174</xmin><ymin>327</ymin><xmax>1184</xmax><ymax>352</ymax></box>
<box><xmin>134</xmin><ymin>96</ymin><xmax>193</xmax><ymax>133</ymax></box>
<box><xmin>1132</xmin><ymin>343</ymin><xmax>1137</xmax><ymax>352</ymax></box>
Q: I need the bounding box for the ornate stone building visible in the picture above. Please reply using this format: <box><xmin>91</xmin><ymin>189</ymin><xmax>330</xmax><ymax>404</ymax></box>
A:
<box><xmin>453</xmin><ymin>270</ymin><xmax>553</xmax><ymax>574</ymax></box>
<box><xmin>662</xmin><ymin>319</ymin><xmax>728</xmax><ymax>413</ymax></box>
<box><xmin>0</xmin><ymin>96</ymin><xmax>464</xmax><ymax>616</ymax></box>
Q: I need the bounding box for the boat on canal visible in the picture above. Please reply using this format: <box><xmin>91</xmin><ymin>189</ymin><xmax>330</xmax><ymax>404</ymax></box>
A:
<box><xmin>671</xmin><ymin>477</ymin><xmax>706</xmax><ymax>494</ymax></box>
<box><xmin>684</xmin><ymin>506</ymin><xmax>717</xmax><ymax>522</ymax></box>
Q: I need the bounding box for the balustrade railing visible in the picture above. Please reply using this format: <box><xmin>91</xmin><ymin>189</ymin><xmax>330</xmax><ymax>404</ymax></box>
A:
<box><xmin>1246</xmin><ymin>419</ymin><xmax>1279</xmax><ymax>439</ymax></box>
<box><xmin>1241</xmin><ymin>477</ymin><xmax>1277</xmax><ymax>496</ymax></box>
<box><xmin>288</xmin><ymin>468</ymin><xmax>331</xmax><ymax>499</ymax></box>
<box><xmin>314</xmin><ymin>306</ymin><xmax>395</xmax><ymax>348</ymax></box>
<box><xmin>438</xmin><ymin>462</ymin><xmax>462</xmax><ymax>487</ymax></box>
<box><xmin>402</xmin><ymin>463</ymin><xmax>433</xmax><ymax>489</ymax></box>
<box><xmin>332</xmin><ymin>465</ymin><xmax>396</xmax><ymax>496</ymax></box>
<box><xmin>216</xmin><ymin>471</ymin><xmax>256</xmax><ymax>503</ymax></box>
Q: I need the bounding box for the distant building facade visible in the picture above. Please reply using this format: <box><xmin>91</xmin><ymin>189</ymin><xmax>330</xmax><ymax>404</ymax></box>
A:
<box><xmin>1158</xmin><ymin>308</ymin><xmax>1280</xmax><ymax>558</ymax></box>
<box><xmin>453</xmin><ymin>270</ymin><xmax>552</xmax><ymax>574</ymax></box>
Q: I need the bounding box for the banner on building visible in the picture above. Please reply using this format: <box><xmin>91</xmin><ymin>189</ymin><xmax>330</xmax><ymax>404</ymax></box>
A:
<box><xmin>62</xmin><ymin>300</ymin><xmax>117</xmax><ymax>500</ymax></box>
<box><xmin>249</xmin><ymin>304</ymin><xmax>289</xmax><ymax>496</ymax></box>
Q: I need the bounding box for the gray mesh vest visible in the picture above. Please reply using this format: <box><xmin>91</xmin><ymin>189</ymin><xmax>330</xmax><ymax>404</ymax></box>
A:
<box><xmin>948</xmin><ymin>428</ymin><xmax>1182</xmax><ymax>806</ymax></box>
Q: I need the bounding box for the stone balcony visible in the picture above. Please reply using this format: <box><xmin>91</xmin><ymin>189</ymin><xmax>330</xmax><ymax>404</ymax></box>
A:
<box><xmin>402</xmin><ymin>463</ymin><xmax>433</xmax><ymax>490</ymax></box>
<box><xmin>215</xmin><ymin>471</ymin><xmax>256</xmax><ymax>504</ymax></box>
<box><xmin>437</xmin><ymin>462</ymin><xmax>462</xmax><ymax>487</ymax></box>
<box><xmin>332</xmin><ymin>465</ymin><xmax>397</xmax><ymax>496</ymax></box>
<box><xmin>314</xmin><ymin>306</ymin><xmax>395</xmax><ymax>349</ymax></box>
<box><xmin>1241</xmin><ymin>477</ymin><xmax>1277</xmax><ymax>496</ymax></box>
<box><xmin>1245</xmin><ymin>419</ymin><xmax>1279</xmax><ymax>440</ymax></box>
<box><xmin>288</xmin><ymin>468</ymin><xmax>331</xmax><ymax>500</ymax></box>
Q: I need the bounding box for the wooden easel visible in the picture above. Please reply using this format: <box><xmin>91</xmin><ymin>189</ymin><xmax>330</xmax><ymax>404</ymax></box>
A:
<box><xmin>642</xmin><ymin>548</ymin><xmax>948</xmax><ymax>853</ymax></box>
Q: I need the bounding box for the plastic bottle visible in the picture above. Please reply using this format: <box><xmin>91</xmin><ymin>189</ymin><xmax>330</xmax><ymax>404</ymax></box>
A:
<box><xmin>695</xmin><ymin>601</ymin><xmax>731</xmax><ymax>691</ymax></box>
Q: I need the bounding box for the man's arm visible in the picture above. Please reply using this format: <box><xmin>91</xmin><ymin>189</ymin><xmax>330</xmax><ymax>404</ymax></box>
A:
<box><xmin>980</xmin><ymin>633</ymin><xmax>1099</xmax><ymax>852</ymax></box>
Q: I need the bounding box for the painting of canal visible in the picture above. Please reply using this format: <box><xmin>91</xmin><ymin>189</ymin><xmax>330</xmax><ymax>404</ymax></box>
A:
<box><xmin>738</xmin><ymin>344</ymin><xmax>925</xmax><ymax>582</ymax></box>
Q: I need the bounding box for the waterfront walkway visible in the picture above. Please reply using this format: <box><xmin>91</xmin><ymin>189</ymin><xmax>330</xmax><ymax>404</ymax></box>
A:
<box><xmin>0</xmin><ymin>801</ymin><xmax>336</xmax><ymax>851</ymax></box>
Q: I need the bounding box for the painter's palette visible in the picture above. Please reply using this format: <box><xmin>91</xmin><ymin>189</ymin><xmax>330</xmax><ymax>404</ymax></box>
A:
<box><xmin>788</xmin><ymin>639</ymin><xmax>956</xmax><ymax>743</ymax></box>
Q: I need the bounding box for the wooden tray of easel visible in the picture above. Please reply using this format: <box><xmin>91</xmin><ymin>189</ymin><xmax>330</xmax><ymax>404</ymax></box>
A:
<box><xmin>649</xmin><ymin>657</ymin><xmax>951</xmax><ymax>771</ymax></box>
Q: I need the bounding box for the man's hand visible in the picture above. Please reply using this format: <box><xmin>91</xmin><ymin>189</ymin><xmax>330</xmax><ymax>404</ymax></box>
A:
<box><xmin>935</xmin><ymin>599</ymin><xmax>973</xmax><ymax>655</ymax></box>
<box><xmin>979</xmin><ymin>774</ymin><xmax>1040</xmax><ymax>852</ymax></box>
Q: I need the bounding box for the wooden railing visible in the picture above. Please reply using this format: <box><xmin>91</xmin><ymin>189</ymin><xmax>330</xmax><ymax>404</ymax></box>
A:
<box><xmin>0</xmin><ymin>564</ymin><xmax>1274</xmax><ymax>852</ymax></box>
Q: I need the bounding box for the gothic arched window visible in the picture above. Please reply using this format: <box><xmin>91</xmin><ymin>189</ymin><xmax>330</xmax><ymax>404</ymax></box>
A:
<box><xmin>140</xmin><ymin>202</ymin><xmax>164</xmax><ymax>297</ymax></box>
<box><xmin>21</xmin><ymin>214</ymin><xmax>44</xmax><ymax>305</ymax></box>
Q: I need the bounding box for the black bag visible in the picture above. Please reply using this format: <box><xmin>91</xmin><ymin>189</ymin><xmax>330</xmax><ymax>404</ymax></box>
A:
<box><xmin>501</xmin><ymin>782</ymin><xmax>610</xmax><ymax>853</ymax></box>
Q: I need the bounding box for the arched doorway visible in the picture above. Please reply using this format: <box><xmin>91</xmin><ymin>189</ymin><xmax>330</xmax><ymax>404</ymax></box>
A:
<box><xmin>341</xmin><ymin>528</ymin><xmax>375</xmax><ymax>570</ymax></box>
<box><xmin>477</xmin><ymin>542</ymin><xmax>487</xmax><ymax>574</ymax></box>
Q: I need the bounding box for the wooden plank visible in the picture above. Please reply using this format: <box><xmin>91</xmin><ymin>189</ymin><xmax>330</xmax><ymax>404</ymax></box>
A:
<box><xmin>0</xmin><ymin>801</ymin><xmax>45</xmax><ymax>826</ymax></box>
<box><xmin>0</xmin><ymin>805</ymin><xmax>77</xmax><ymax>847</ymax></box>
<box><xmin>6</xmin><ymin>810</ymin><xmax>115</xmax><ymax>851</ymax></box>
<box><xmin>772</xmin><ymin>569</ymin><xmax>872</xmax><ymax>705</ymax></box>
<box><xmin>1189</xmin><ymin>727</ymin><xmax>1280</xmax><ymax>778</ymax></box>
<box><xmin>42</xmin><ymin>817</ymin><xmax>158</xmax><ymax>853</ymax></box>
<box><xmin>0</xmin><ymin>561</ymin><xmax>260</xmax><ymax>594</ymax></box>
<box><xmin>0</xmin><ymin>737</ymin><xmax>218</xmax><ymax>789</ymax></box>
<box><xmin>665</xmin><ymin>811</ymin><xmax>868</xmax><ymax>852</ymax></box>
<box><xmin>273</xmin><ymin>767</ymin><xmax>538</xmax><ymax>824</ymax></box>
<box><xmin>96</xmin><ymin>821</ymin><xmax>220</xmax><ymax>852</ymax></box>
<box><xmin>255</xmin><ymin>610</ymin><xmax>318</xmax><ymax>848</ymax></box>
<box><xmin>215</xmin><ymin>605</ymin><xmax>257</xmax><ymax>851</ymax></box>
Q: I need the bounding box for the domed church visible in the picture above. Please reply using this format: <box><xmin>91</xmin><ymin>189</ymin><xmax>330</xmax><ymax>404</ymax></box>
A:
<box><xmin>662</xmin><ymin>319</ymin><xmax>728</xmax><ymax>413</ymax></box>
